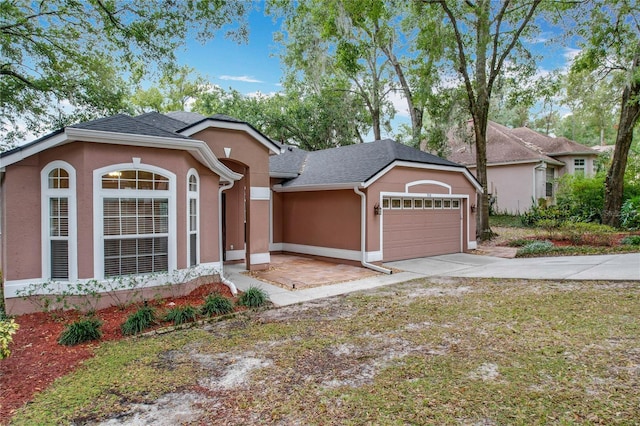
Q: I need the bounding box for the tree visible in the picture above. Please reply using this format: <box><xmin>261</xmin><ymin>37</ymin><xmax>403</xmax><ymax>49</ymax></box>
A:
<box><xmin>193</xmin><ymin>81</ymin><xmax>368</xmax><ymax>150</ymax></box>
<box><xmin>130</xmin><ymin>66</ymin><xmax>207</xmax><ymax>114</ymax></box>
<box><xmin>271</xmin><ymin>0</ymin><xmax>445</xmax><ymax>145</ymax></box>
<box><xmin>1</xmin><ymin>0</ymin><xmax>248</xmax><ymax>149</ymax></box>
<box><xmin>422</xmin><ymin>0</ymin><xmax>547</xmax><ymax>240</ymax></box>
<box><xmin>570</xmin><ymin>0</ymin><xmax>640</xmax><ymax>227</ymax></box>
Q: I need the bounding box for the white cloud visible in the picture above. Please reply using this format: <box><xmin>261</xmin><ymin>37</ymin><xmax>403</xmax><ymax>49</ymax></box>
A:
<box><xmin>219</xmin><ymin>75</ymin><xmax>263</xmax><ymax>83</ymax></box>
<box><xmin>387</xmin><ymin>89</ymin><xmax>409</xmax><ymax>117</ymax></box>
<box><xmin>563</xmin><ymin>47</ymin><xmax>581</xmax><ymax>62</ymax></box>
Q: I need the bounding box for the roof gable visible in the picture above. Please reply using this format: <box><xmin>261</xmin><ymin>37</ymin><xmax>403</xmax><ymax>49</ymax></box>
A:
<box><xmin>272</xmin><ymin>139</ymin><xmax>477</xmax><ymax>190</ymax></box>
<box><xmin>447</xmin><ymin>121</ymin><xmax>565</xmax><ymax>166</ymax></box>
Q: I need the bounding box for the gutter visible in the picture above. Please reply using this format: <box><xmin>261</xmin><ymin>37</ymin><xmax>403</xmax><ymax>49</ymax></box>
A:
<box><xmin>353</xmin><ymin>186</ymin><xmax>392</xmax><ymax>275</ymax></box>
<box><xmin>218</xmin><ymin>181</ymin><xmax>238</xmax><ymax>295</ymax></box>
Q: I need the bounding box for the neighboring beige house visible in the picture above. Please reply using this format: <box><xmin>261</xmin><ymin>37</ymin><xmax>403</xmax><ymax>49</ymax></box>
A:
<box><xmin>1</xmin><ymin>112</ymin><xmax>481</xmax><ymax>314</ymax></box>
<box><xmin>447</xmin><ymin>121</ymin><xmax>598</xmax><ymax>214</ymax></box>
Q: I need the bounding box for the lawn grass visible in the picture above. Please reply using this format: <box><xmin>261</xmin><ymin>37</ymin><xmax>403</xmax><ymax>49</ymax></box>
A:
<box><xmin>489</xmin><ymin>214</ymin><xmax>523</xmax><ymax>227</ymax></box>
<box><xmin>11</xmin><ymin>278</ymin><xmax>640</xmax><ymax>425</ymax></box>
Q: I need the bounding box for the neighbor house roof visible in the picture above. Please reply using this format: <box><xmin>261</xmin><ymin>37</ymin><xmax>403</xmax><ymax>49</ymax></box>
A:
<box><xmin>271</xmin><ymin>139</ymin><xmax>481</xmax><ymax>191</ymax></box>
<box><xmin>447</xmin><ymin>121</ymin><xmax>567</xmax><ymax>167</ymax></box>
<box><xmin>510</xmin><ymin>127</ymin><xmax>598</xmax><ymax>157</ymax></box>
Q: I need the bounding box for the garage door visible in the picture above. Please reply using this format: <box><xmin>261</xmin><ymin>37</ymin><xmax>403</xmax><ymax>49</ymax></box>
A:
<box><xmin>383</xmin><ymin>196</ymin><xmax>461</xmax><ymax>261</ymax></box>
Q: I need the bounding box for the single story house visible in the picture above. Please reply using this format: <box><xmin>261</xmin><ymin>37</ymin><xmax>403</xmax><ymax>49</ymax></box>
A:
<box><xmin>447</xmin><ymin>121</ymin><xmax>598</xmax><ymax>214</ymax></box>
<box><xmin>1</xmin><ymin>112</ymin><xmax>481</xmax><ymax>314</ymax></box>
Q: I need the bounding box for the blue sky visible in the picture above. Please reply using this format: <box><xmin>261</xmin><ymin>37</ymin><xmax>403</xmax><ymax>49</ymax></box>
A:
<box><xmin>172</xmin><ymin>5</ymin><xmax>579</xmax><ymax>139</ymax></box>
<box><xmin>175</xmin><ymin>7</ymin><xmax>284</xmax><ymax>97</ymax></box>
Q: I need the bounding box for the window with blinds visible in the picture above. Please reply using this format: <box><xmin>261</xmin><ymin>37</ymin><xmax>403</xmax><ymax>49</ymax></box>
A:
<box><xmin>101</xmin><ymin>168</ymin><xmax>171</xmax><ymax>278</ymax></box>
<box><xmin>103</xmin><ymin>197</ymin><xmax>169</xmax><ymax>276</ymax></box>
<box><xmin>187</xmin><ymin>173</ymin><xmax>198</xmax><ymax>267</ymax></box>
<box><xmin>48</xmin><ymin>170</ymin><xmax>70</xmax><ymax>280</ymax></box>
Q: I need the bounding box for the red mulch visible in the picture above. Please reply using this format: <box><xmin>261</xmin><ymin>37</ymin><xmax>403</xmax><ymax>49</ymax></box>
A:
<box><xmin>0</xmin><ymin>282</ymin><xmax>237</xmax><ymax>423</ymax></box>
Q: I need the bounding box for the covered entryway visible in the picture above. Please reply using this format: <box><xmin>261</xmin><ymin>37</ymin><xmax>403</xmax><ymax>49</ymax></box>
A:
<box><xmin>382</xmin><ymin>196</ymin><xmax>462</xmax><ymax>261</ymax></box>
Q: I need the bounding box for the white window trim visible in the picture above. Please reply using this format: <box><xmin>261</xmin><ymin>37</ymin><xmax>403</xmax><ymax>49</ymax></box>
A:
<box><xmin>186</xmin><ymin>168</ymin><xmax>200</xmax><ymax>267</ymax></box>
<box><xmin>41</xmin><ymin>161</ymin><xmax>77</xmax><ymax>282</ymax></box>
<box><xmin>93</xmin><ymin>162</ymin><xmax>177</xmax><ymax>280</ymax></box>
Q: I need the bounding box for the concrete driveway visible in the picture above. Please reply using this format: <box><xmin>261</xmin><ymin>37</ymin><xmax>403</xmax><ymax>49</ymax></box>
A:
<box><xmin>229</xmin><ymin>252</ymin><xmax>640</xmax><ymax>307</ymax></box>
<box><xmin>386</xmin><ymin>252</ymin><xmax>640</xmax><ymax>281</ymax></box>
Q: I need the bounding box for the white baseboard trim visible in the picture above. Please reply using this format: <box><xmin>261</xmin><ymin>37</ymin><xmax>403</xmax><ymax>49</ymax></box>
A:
<box><xmin>274</xmin><ymin>243</ymin><xmax>378</xmax><ymax>263</ymax></box>
<box><xmin>366</xmin><ymin>250</ymin><xmax>383</xmax><ymax>262</ymax></box>
<box><xmin>225</xmin><ymin>249</ymin><xmax>246</xmax><ymax>261</ymax></box>
<box><xmin>468</xmin><ymin>241</ymin><xmax>477</xmax><ymax>250</ymax></box>
<box><xmin>250</xmin><ymin>252</ymin><xmax>271</xmax><ymax>265</ymax></box>
<box><xmin>269</xmin><ymin>242</ymin><xmax>284</xmax><ymax>252</ymax></box>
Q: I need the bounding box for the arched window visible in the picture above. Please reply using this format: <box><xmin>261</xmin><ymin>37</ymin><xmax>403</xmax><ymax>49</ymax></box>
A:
<box><xmin>187</xmin><ymin>170</ymin><xmax>199</xmax><ymax>267</ymax></box>
<box><xmin>94</xmin><ymin>164</ymin><xmax>176</xmax><ymax>278</ymax></box>
<box><xmin>41</xmin><ymin>161</ymin><xmax>77</xmax><ymax>281</ymax></box>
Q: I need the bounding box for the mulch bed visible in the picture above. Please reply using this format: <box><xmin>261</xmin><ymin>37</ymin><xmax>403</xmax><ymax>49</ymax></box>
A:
<box><xmin>0</xmin><ymin>282</ymin><xmax>238</xmax><ymax>423</ymax></box>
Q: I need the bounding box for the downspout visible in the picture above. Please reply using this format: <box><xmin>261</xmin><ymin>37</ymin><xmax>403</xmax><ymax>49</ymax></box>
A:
<box><xmin>218</xmin><ymin>181</ymin><xmax>238</xmax><ymax>295</ymax></box>
<box><xmin>353</xmin><ymin>186</ymin><xmax>392</xmax><ymax>275</ymax></box>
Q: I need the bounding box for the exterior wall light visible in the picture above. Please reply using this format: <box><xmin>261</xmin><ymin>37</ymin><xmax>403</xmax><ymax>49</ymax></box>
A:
<box><xmin>374</xmin><ymin>203</ymin><xmax>382</xmax><ymax>215</ymax></box>
<box><xmin>470</xmin><ymin>204</ymin><xmax>476</xmax><ymax>213</ymax></box>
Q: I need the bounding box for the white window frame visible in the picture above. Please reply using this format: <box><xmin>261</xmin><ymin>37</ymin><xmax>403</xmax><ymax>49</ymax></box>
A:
<box><xmin>41</xmin><ymin>161</ymin><xmax>77</xmax><ymax>282</ymax></box>
<box><xmin>93</xmin><ymin>163</ymin><xmax>177</xmax><ymax>280</ymax></box>
<box><xmin>382</xmin><ymin>198</ymin><xmax>390</xmax><ymax>209</ymax></box>
<box><xmin>443</xmin><ymin>199</ymin><xmax>452</xmax><ymax>209</ymax></box>
<box><xmin>403</xmin><ymin>198</ymin><xmax>413</xmax><ymax>209</ymax></box>
<box><xmin>413</xmin><ymin>198</ymin><xmax>423</xmax><ymax>209</ymax></box>
<box><xmin>186</xmin><ymin>169</ymin><xmax>200</xmax><ymax>267</ymax></box>
<box><xmin>574</xmin><ymin>158</ymin><xmax>585</xmax><ymax>176</ymax></box>
<box><xmin>434</xmin><ymin>199</ymin><xmax>443</xmax><ymax>209</ymax></box>
<box><xmin>451</xmin><ymin>199</ymin><xmax>460</xmax><ymax>209</ymax></box>
<box><xmin>391</xmin><ymin>198</ymin><xmax>402</xmax><ymax>209</ymax></box>
<box><xmin>424</xmin><ymin>198</ymin><xmax>433</xmax><ymax>209</ymax></box>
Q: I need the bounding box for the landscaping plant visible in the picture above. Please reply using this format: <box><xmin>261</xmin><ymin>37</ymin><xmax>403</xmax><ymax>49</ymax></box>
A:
<box><xmin>237</xmin><ymin>286</ymin><xmax>269</xmax><ymax>308</ymax></box>
<box><xmin>200</xmin><ymin>294</ymin><xmax>234</xmax><ymax>317</ymax></box>
<box><xmin>58</xmin><ymin>317</ymin><xmax>103</xmax><ymax>346</ymax></box>
<box><xmin>120</xmin><ymin>305</ymin><xmax>157</xmax><ymax>336</ymax></box>
<box><xmin>0</xmin><ymin>318</ymin><xmax>19</xmax><ymax>359</ymax></box>
<box><xmin>517</xmin><ymin>240</ymin><xmax>554</xmax><ymax>256</ymax></box>
<box><xmin>163</xmin><ymin>305</ymin><xmax>198</xmax><ymax>326</ymax></box>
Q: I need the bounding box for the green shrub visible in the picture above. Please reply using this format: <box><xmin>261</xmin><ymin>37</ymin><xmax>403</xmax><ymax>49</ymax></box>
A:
<box><xmin>517</xmin><ymin>240</ymin><xmax>554</xmax><ymax>256</ymax></box>
<box><xmin>558</xmin><ymin>222</ymin><xmax>616</xmax><ymax>246</ymax></box>
<box><xmin>621</xmin><ymin>235</ymin><xmax>640</xmax><ymax>246</ymax></box>
<box><xmin>121</xmin><ymin>305</ymin><xmax>157</xmax><ymax>336</ymax></box>
<box><xmin>556</xmin><ymin>174</ymin><xmax>605</xmax><ymax>223</ymax></box>
<box><xmin>237</xmin><ymin>286</ymin><xmax>269</xmax><ymax>308</ymax></box>
<box><xmin>0</xmin><ymin>318</ymin><xmax>19</xmax><ymax>359</ymax></box>
<box><xmin>521</xmin><ymin>203</ymin><xmax>567</xmax><ymax>227</ymax></box>
<box><xmin>58</xmin><ymin>317</ymin><xmax>102</xmax><ymax>346</ymax></box>
<box><xmin>620</xmin><ymin>196</ymin><xmax>640</xmax><ymax>230</ymax></box>
<box><xmin>163</xmin><ymin>305</ymin><xmax>198</xmax><ymax>325</ymax></box>
<box><xmin>506</xmin><ymin>239</ymin><xmax>531</xmax><ymax>247</ymax></box>
<box><xmin>200</xmin><ymin>294</ymin><xmax>234</xmax><ymax>317</ymax></box>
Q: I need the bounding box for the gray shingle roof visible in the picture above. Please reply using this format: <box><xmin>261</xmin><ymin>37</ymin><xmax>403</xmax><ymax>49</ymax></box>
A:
<box><xmin>70</xmin><ymin>114</ymin><xmax>190</xmax><ymax>139</ymax></box>
<box><xmin>447</xmin><ymin>121</ymin><xmax>561</xmax><ymax>165</ymax></box>
<box><xmin>510</xmin><ymin>127</ymin><xmax>597</xmax><ymax>156</ymax></box>
<box><xmin>165</xmin><ymin>111</ymin><xmax>206</xmax><ymax>125</ymax></box>
<box><xmin>274</xmin><ymin>139</ymin><xmax>464</xmax><ymax>188</ymax></box>
<box><xmin>135</xmin><ymin>112</ymin><xmax>191</xmax><ymax>133</ymax></box>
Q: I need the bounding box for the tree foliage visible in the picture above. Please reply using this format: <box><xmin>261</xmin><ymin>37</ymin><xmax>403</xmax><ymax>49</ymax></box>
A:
<box><xmin>0</xmin><ymin>0</ymin><xmax>248</xmax><ymax>149</ymax></box>
<box><xmin>567</xmin><ymin>0</ymin><xmax>640</xmax><ymax>227</ymax></box>
<box><xmin>422</xmin><ymin>0</ymin><xmax>551</xmax><ymax>240</ymax></box>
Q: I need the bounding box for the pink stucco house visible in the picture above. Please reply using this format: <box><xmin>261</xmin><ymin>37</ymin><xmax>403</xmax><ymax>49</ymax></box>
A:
<box><xmin>0</xmin><ymin>112</ymin><xmax>481</xmax><ymax>314</ymax></box>
<box><xmin>447</xmin><ymin>121</ymin><xmax>598</xmax><ymax>214</ymax></box>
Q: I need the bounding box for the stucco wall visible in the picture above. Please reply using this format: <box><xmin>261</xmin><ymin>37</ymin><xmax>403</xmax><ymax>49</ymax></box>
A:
<box><xmin>470</xmin><ymin>163</ymin><xmax>537</xmax><ymax>215</ymax></box>
<box><xmin>1</xmin><ymin>141</ymin><xmax>221</xmax><ymax>284</ymax></box>
<box><xmin>368</xmin><ymin>166</ymin><xmax>478</xmax><ymax>254</ymax></box>
<box><xmin>195</xmin><ymin>128</ymin><xmax>271</xmax><ymax>267</ymax></box>
<box><xmin>279</xmin><ymin>190</ymin><xmax>361</xmax><ymax>251</ymax></box>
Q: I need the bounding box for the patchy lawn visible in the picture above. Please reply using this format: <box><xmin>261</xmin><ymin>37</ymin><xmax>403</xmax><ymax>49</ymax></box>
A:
<box><xmin>8</xmin><ymin>277</ymin><xmax>640</xmax><ymax>425</ymax></box>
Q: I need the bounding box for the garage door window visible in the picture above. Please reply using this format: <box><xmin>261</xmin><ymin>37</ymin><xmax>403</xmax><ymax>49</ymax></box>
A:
<box><xmin>424</xmin><ymin>199</ymin><xmax>433</xmax><ymax>208</ymax></box>
<box><xmin>391</xmin><ymin>198</ymin><xmax>402</xmax><ymax>209</ymax></box>
<box><xmin>382</xmin><ymin>198</ymin><xmax>390</xmax><ymax>209</ymax></box>
<box><xmin>452</xmin><ymin>200</ymin><xmax>460</xmax><ymax>209</ymax></box>
<box><xmin>434</xmin><ymin>199</ymin><xmax>443</xmax><ymax>209</ymax></box>
<box><xmin>443</xmin><ymin>199</ymin><xmax>451</xmax><ymax>208</ymax></box>
<box><xmin>403</xmin><ymin>198</ymin><xmax>413</xmax><ymax>209</ymax></box>
<box><xmin>414</xmin><ymin>199</ymin><xmax>423</xmax><ymax>209</ymax></box>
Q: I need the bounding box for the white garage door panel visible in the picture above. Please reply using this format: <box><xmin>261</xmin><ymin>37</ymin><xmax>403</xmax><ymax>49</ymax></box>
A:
<box><xmin>383</xmin><ymin>206</ymin><xmax>461</xmax><ymax>261</ymax></box>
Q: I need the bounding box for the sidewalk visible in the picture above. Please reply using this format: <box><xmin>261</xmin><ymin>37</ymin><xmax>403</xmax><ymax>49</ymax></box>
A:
<box><xmin>225</xmin><ymin>252</ymin><xmax>640</xmax><ymax>307</ymax></box>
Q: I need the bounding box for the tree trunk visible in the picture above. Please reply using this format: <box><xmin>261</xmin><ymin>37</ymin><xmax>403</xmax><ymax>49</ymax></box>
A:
<box><xmin>473</xmin><ymin>0</ymin><xmax>493</xmax><ymax>241</ymax></box>
<box><xmin>603</xmin><ymin>52</ymin><xmax>640</xmax><ymax>227</ymax></box>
